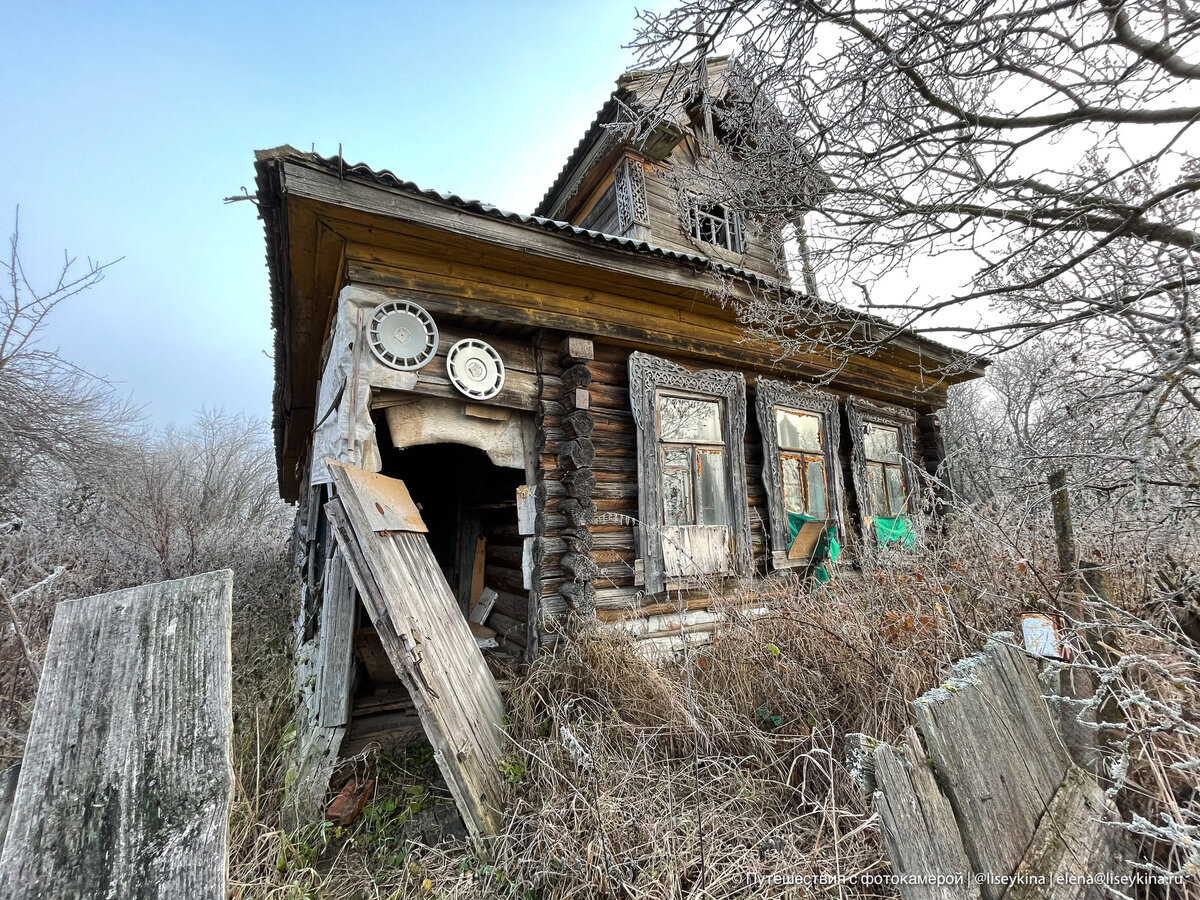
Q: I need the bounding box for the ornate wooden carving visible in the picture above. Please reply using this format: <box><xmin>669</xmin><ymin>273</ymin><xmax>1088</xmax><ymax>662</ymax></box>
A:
<box><xmin>754</xmin><ymin>379</ymin><xmax>845</xmax><ymax>566</ymax></box>
<box><xmin>628</xmin><ymin>351</ymin><xmax>751</xmax><ymax>595</ymax></box>
<box><xmin>845</xmin><ymin>397</ymin><xmax>919</xmax><ymax>547</ymax></box>
<box><xmin>614</xmin><ymin>156</ymin><xmax>650</xmax><ymax>238</ymax></box>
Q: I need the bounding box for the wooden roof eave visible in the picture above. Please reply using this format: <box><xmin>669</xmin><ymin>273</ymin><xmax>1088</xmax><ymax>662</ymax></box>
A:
<box><xmin>260</xmin><ymin>154</ymin><xmax>985</xmax><ymax>501</ymax></box>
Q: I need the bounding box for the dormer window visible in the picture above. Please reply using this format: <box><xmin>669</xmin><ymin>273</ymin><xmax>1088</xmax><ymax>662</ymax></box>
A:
<box><xmin>689</xmin><ymin>201</ymin><xmax>743</xmax><ymax>252</ymax></box>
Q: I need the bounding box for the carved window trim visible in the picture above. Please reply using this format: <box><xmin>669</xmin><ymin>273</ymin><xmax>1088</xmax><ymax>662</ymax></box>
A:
<box><xmin>614</xmin><ymin>156</ymin><xmax>650</xmax><ymax>238</ymax></box>
<box><xmin>845</xmin><ymin>397</ymin><xmax>919</xmax><ymax>545</ymax></box>
<box><xmin>754</xmin><ymin>380</ymin><xmax>844</xmax><ymax>569</ymax></box>
<box><xmin>628</xmin><ymin>351</ymin><xmax>751</xmax><ymax>595</ymax></box>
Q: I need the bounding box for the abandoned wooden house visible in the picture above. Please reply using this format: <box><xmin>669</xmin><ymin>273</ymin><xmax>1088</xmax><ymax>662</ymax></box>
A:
<box><xmin>254</xmin><ymin>58</ymin><xmax>985</xmax><ymax>827</ymax></box>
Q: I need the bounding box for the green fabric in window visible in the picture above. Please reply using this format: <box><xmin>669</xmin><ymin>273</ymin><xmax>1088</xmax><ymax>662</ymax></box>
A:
<box><xmin>874</xmin><ymin>515</ymin><xmax>916</xmax><ymax>548</ymax></box>
<box><xmin>786</xmin><ymin>510</ymin><xmax>810</xmax><ymax>543</ymax></box>
<box><xmin>786</xmin><ymin>512</ymin><xmax>839</xmax><ymax>583</ymax></box>
<box><xmin>813</xmin><ymin>528</ymin><xmax>840</xmax><ymax>583</ymax></box>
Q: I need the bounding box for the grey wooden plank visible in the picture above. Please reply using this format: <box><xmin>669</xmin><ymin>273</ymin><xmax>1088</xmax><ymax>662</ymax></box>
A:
<box><xmin>0</xmin><ymin>570</ymin><xmax>233</xmax><ymax>900</ymax></box>
<box><xmin>0</xmin><ymin>765</ymin><xmax>19</xmax><ymax>861</ymax></box>
<box><xmin>1005</xmin><ymin>765</ymin><xmax>1132</xmax><ymax>900</ymax></box>
<box><xmin>874</xmin><ymin>730</ymin><xmax>981</xmax><ymax>900</ymax></box>
<box><xmin>317</xmin><ymin>548</ymin><xmax>357</xmax><ymax>728</ymax></box>
<box><xmin>326</xmin><ymin>464</ymin><xmax>507</xmax><ymax>840</ymax></box>
<box><xmin>913</xmin><ymin>634</ymin><xmax>1070</xmax><ymax>900</ymax></box>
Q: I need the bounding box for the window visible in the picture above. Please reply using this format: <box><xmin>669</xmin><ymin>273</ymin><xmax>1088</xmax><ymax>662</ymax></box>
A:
<box><xmin>776</xmin><ymin>408</ymin><xmax>828</xmax><ymax>519</ymax></box>
<box><xmin>863</xmin><ymin>423</ymin><xmax>907</xmax><ymax>518</ymax></box>
<box><xmin>658</xmin><ymin>395</ymin><xmax>729</xmax><ymax>527</ymax></box>
<box><xmin>628</xmin><ymin>352</ymin><xmax>752</xmax><ymax>593</ymax></box>
<box><xmin>845</xmin><ymin>397</ymin><xmax>918</xmax><ymax>549</ymax></box>
<box><xmin>754</xmin><ymin>381</ymin><xmax>842</xmax><ymax>568</ymax></box>
<box><xmin>689</xmin><ymin>201</ymin><xmax>743</xmax><ymax>252</ymax></box>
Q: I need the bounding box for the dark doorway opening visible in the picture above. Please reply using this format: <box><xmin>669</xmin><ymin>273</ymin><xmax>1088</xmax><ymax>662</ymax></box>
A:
<box><xmin>379</xmin><ymin>443</ymin><xmax>524</xmax><ymax>608</ymax></box>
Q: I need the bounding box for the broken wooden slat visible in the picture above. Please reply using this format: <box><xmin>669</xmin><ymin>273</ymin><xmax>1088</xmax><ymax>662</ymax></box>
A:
<box><xmin>874</xmin><ymin>729</ymin><xmax>980</xmax><ymax>900</ymax></box>
<box><xmin>0</xmin><ymin>570</ymin><xmax>233</xmax><ymax>900</ymax></box>
<box><xmin>317</xmin><ymin>548</ymin><xmax>358</xmax><ymax>728</ymax></box>
<box><xmin>326</xmin><ymin>462</ymin><xmax>507</xmax><ymax>840</ymax></box>
<box><xmin>469</xmin><ymin>587</ymin><xmax>498</xmax><ymax>625</ymax></box>
<box><xmin>912</xmin><ymin>634</ymin><xmax>1071</xmax><ymax>900</ymax></box>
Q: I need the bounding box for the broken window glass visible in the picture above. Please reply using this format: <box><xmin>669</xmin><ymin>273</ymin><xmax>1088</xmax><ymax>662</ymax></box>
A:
<box><xmin>781</xmin><ymin>455</ymin><xmax>804</xmax><ymax>514</ymax></box>
<box><xmin>775</xmin><ymin>408</ymin><xmax>822</xmax><ymax>452</ymax></box>
<box><xmin>662</xmin><ymin>451</ymin><xmax>692</xmax><ymax>525</ymax></box>
<box><xmin>806</xmin><ymin>459</ymin><xmax>827</xmax><ymax>518</ymax></box>
<box><xmin>885</xmin><ymin>466</ymin><xmax>906</xmax><ymax>516</ymax></box>
<box><xmin>689</xmin><ymin>202</ymin><xmax>744</xmax><ymax>252</ymax></box>
<box><xmin>774</xmin><ymin>405</ymin><xmax>830</xmax><ymax>529</ymax></box>
<box><xmin>657</xmin><ymin>395</ymin><xmax>729</xmax><ymax>529</ymax></box>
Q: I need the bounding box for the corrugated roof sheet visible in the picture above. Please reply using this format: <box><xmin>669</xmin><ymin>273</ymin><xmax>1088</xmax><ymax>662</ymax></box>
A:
<box><xmin>260</xmin><ymin>147</ymin><xmax>794</xmax><ymax>289</ymax></box>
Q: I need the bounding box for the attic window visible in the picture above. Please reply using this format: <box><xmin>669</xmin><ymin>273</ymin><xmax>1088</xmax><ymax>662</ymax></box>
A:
<box><xmin>689</xmin><ymin>202</ymin><xmax>743</xmax><ymax>253</ymax></box>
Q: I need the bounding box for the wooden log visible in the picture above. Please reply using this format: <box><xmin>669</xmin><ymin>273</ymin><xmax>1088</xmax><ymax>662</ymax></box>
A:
<box><xmin>563</xmin><ymin>388</ymin><xmax>590</xmax><ymax>412</ymax></box>
<box><xmin>558</xmin><ymin>498</ymin><xmax>597</xmax><ymax>527</ymax></box>
<box><xmin>562</xmin><ymin>468</ymin><xmax>597</xmax><ymax>498</ymax></box>
<box><xmin>560</xmin><ymin>363</ymin><xmax>593</xmax><ymax>390</ymax></box>
<box><xmin>561</xmin><ymin>553</ymin><xmax>599</xmax><ymax>582</ymax></box>
<box><xmin>557</xmin><ymin>439</ymin><xmax>595</xmax><ymax>470</ymax></box>
<box><xmin>913</xmin><ymin>634</ymin><xmax>1070</xmax><ymax>900</ymax></box>
<box><xmin>559</xmin><ymin>336</ymin><xmax>594</xmax><ymax>364</ymax></box>
<box><xmin>562</xmin><ymin>409</ymin><xmax>595</xmax><ymax>440</ymax></box>
<box><xmin>560</xmin><ymin>581</ymin><xmax>596</xmax><ymax>614</ymax></box>
<box><xmin>874</xmin><ymin>729</ymin><xmax>980</xmax><ymax>900</ymax></box>
<box><xmin>0</xmin><ymin>571</ymin><xmax>234</xmax><ymax>900</ymax></box>
<box><xmin>561</xmin><ymin>527</ymin><xmax>594</xmax><ymax>553</ymax></box>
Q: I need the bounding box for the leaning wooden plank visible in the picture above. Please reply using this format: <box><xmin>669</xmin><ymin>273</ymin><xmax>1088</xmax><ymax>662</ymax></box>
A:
<box><xmin>326</xmin><ymin>462</ymin><xmax>507</xmax><ymax>840</ymax></box>
<box><xmin>874</xmin><ymin>729</ymin><xmax>980</xmax><ymax>900</ymax></box>
<box><xmin>0</xmin><ymin>570</ymin><xmax>233</xmax><ymax>900</ymax></box>
<box><xmin>913</xmin><ymin>634</ymin><xmax>1070</xmax><ymax>900</ymax></box>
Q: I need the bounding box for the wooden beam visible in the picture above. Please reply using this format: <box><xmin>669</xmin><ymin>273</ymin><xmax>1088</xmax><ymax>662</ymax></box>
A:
<box><xmin>0</xmin><ymin>571</ymin><xmax>234</xmax><ymax>899</ymax></box>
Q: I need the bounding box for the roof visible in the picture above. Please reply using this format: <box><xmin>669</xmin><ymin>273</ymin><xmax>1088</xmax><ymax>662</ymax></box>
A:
<box><xmin>255</xmin><ymin>145</ymin><xmax>985</xmax><ymax>499</ymax></box>
<box><xmin>535</xmin><ymin>58</ymin><xmax>731</xmax><ymax>219</ymax></box>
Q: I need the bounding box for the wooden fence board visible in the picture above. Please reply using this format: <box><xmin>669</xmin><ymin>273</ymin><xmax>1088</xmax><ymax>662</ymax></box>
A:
<box><xmin>874</xmin><ymin>729</ymin><xmax>980</xmax><ymax>900</ymax></box>
<box><xmin>317</xmin><ymin>548</ymin><xmax>357</xmax><ymax>728</ymax></box>
<box><xmin>327</xmin><ymin>462</ymin><xmax>507</xmax><ymax>840</ymax></box>
<box><xmin>0</xmin><ymin>570</ymin><xmax>233</xmax><ymax>900</ymax></box>
<box><xmin>913</xmin><ymin>636</ymin><xmax>1070</xmax><ymax>899</ymax></box>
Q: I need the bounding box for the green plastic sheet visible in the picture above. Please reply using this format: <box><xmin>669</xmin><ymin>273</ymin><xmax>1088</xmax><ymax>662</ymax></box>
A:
<box><xmin>874</xmin><ymin>515</ymin><xmax>916</xmax><ymax>548</ymax></box>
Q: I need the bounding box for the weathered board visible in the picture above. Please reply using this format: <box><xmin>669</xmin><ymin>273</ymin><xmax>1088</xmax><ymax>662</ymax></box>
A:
<box><xmin>317</xmin><ymin>548</ymin><xmax>357</xmax><ymax>728</ymax></box>
<box><xmin>874</xmin><ymin>730</ymin><xmax>980</xmax><ymax>900</ymax></box>
<box><xmin>913</xmin><ymin>636</ymin><xmax>1070</xmax><ymax>899</ymax></box>
<box><xmin>0</xmin><ymin>570</ymin><xmax>234</xmax><ymax>900</ymax></box>
<box><xmin>1004</xmin><ymin>765</ymin><xmax>1130</xmax><ymax>900</ymax></box>
<box><xmin>327</xmin><ymin>461</ymin><xmax>507</xmax><ymax>840</ymax></box>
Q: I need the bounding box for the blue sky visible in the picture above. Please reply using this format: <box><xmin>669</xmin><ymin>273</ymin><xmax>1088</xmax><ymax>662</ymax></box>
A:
<box><xmin>2</xmin><ymin>1</ymin><xmax>653</xmax><ymax>424</ymax></box>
